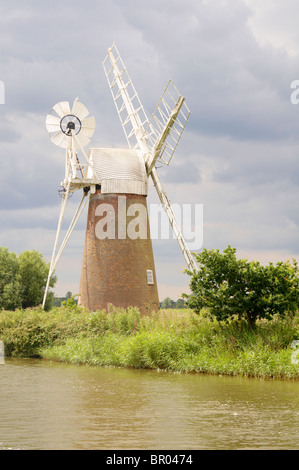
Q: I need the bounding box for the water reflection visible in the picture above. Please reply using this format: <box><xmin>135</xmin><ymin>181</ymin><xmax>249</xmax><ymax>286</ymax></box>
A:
<box><xmin>0</xmin><ymin>358</ymin><xmax>298</xmax><ymax>450</ymax></box>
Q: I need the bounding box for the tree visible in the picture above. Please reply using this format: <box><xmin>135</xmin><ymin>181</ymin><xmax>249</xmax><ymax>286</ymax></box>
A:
<box><xmin>52</xmin><ymin>291</ymin><xmax>76</xmax><ymax>307</ymax></box>
<box><xmin>65</xmin><ymin>291</ymin><xmax>72</xmax><ymax>300</ymax></box>
<box><xmin>18</xmin><ymin>250</ymin><xmax>56</xmax><ymax>310</ymax></box>
<box><xmin>0</xmin><ymin>247</ymin><xmax>56</xmax><ymax>310</ymax></box>
<box><xmin>0</xmin><ymin>247</ymin><xmax>22</xmax><ymax>310</ymax></box>
<box><xmin>161</xmin><ymin>297</ymin><xmax>176</xmax><ymax>309</ymax></box>
<box><xmin>175</xmin><ymin>298</ymin><xmax>186</xmax><ymax>309</ymax></box>
<box><xmin>183</xmin><ymin>246</ymin><xmax>299</xmax><ymax>326</ymax></box>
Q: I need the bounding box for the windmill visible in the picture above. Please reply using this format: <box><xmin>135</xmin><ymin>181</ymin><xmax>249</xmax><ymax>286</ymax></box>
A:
<box><xmin>43</xmin><ymin>44</ymin><xmax>197</xmax><ymax>313</ymax></box>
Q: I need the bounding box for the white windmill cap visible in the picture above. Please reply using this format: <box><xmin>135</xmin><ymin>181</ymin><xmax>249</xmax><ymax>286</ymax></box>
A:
<box><xmin>87</xmin><ymin>147</ymin><xmax>148</xmax><ymax>195</ymax></box>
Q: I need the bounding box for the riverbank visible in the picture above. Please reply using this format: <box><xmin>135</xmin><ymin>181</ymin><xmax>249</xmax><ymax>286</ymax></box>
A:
<box><xmin>0</xmin><ymin>305</ymin><xmax>298</xmax><ymax>379</ymax></box>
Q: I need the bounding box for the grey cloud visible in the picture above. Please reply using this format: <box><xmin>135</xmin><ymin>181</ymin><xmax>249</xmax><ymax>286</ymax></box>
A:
<box><xmin>213</xmin><ymin>151</ymin><xmax>299</xmax><ymax>186</ymax></box>
<box><xmin>159</xmin><ymin>161</ymin><xmax>201</xmax><ymax>184</ymax></box>
<box><xmin>0</xmin><ymin>118</ymin><xmax>21</xmax><ymax>142</ymax></box>
<box><xmin>115</xmin><ymin>0</ymin><xmax>299</xmax><ymax>142</ymax></box>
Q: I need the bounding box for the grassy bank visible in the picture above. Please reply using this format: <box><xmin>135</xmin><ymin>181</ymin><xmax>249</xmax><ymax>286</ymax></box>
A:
<box><xmin>0</xmin><ymin>305</ymin><xmax>298</xmax><ymax>379</ymax></box>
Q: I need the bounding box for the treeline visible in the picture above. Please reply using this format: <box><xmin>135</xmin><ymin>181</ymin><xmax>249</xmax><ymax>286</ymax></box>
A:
<box><xmin>53</xmin><ymin>291</ymin><xmax>77</xmax><ymax>307</ymax></box>
<box><xmin>53</xmin><ymin>293</ymin><xmax>186</xmax><ymax>309</ymax></box>
<box><xmin>159</xmin><ymin>297</ymin><xmax>186</xmax><ymax>309</ymax></box>
<box><xmin>0</xmin><ymin>247</ymin><xmax>56</xmax><ymax>311</ymax></box>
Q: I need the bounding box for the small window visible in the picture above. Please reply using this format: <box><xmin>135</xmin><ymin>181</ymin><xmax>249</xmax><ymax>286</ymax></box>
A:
<box><xmin>147</xmin><ymin>269</ymin><xmax>154</xmax><ymax>285</ymax></box>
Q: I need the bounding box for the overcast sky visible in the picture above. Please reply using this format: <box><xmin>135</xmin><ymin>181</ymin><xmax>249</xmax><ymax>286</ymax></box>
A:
<box><xmin>0</xmin><ymin>0</ymin><xmax>299</xmax><ymax>300</ymax></box>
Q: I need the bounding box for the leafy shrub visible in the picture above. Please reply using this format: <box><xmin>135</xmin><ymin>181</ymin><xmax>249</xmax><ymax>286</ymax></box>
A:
<box><xmin>184</xmin><ymin>246</ymin><xmax>299</xmax><ymax>326</ymax></box>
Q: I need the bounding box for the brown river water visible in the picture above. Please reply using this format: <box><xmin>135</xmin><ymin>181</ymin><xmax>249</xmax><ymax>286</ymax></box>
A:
<box><xmin>0</xmin><ymin>358</ymin><xmax>298</xmax><ymax>450</ymax></box>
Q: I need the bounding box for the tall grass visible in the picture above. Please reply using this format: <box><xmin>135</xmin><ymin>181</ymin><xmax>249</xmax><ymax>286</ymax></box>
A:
<box><xmin>0</xmin><ymin>305</ymin><xmax>298</xmax><ymax>379</ymax></box>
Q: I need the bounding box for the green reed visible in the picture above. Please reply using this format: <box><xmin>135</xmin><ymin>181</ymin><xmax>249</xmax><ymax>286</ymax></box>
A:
<box><xmin>0</xmin><ymin>305</ymin><xmax>298</xmax><ymax>379</ymax></box>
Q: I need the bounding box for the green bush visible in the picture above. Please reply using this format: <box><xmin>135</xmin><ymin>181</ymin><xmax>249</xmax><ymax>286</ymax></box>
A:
<box><xmin>0</xmin><ymin>305</ymin><xmax>141</xmax><ymax>357</ymax></box>
<box><xmin>0</xmin><ymin>247</ymin><xmax>56</xmax><ymax>311</ymax></box>
<box><xmin>184</xmin><ymin>246</ymin><xmax>299</xmax><ymax>326</ymax></box>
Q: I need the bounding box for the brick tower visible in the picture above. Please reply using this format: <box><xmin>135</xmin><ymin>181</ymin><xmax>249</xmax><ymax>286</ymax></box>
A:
<box><xmin>78</xmin><ymin>148</ymin><xmax>160</xmax><ymax>314</ymax></box>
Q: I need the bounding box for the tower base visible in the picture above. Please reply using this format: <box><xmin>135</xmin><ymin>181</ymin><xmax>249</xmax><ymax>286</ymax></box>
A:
<box><xmin>79</xmin><ymin>189</ymin><xmax>159</xmax><ymax>315</ymax></box>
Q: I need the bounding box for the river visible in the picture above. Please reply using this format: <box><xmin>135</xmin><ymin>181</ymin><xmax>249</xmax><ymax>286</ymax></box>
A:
<box><xmin>0</xmin><ymin>358</ymin><xmax>298</xmax><ymax>450</ymax></box>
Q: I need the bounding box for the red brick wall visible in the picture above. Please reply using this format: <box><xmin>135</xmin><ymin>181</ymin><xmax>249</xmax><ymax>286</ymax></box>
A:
<box><xmin>79</xmin><ymin>189</ymin><xmax>160</xmax><ymax>315</ymax></box>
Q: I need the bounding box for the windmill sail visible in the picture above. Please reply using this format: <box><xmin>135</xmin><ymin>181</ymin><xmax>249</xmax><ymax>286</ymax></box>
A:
<box><xmin>144</xmin><ymin>80</ymin><xmax>190</xmax><ymax>174</ymax></box>
<box><xmin>103</xmin><ymin>44</ymin><xmax>198</xmax><ymax>272</ymax></box>
<box><xmin>150</xmin><ymin>167</ymin><xmax>198</xmax><ymax>272</ymax></box>
<box><xmin>103</xmin><ymin>44</ymin><xmax>151</xmax><ymax>157</ymax></box>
